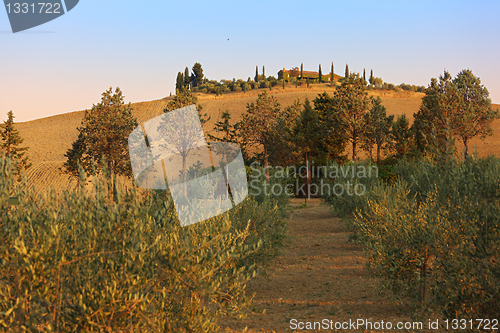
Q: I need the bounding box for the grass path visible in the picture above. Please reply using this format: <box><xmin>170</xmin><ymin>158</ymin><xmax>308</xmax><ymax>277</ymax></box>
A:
<box><xmin>220</xmin><ymin>198</ymin><xmax>439</xmax><ymax>332</ymax></box>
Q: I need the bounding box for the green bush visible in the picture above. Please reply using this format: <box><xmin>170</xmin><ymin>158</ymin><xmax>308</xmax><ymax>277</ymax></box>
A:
<box><xmin>346</xmin><ymin>154</ymin><xmax>500</xmax><ymax>319</ymax></box>
<box><xmin>0</xmin><ymin>154</ymin><xmax>289</xmax><ymax>331</ymax></box>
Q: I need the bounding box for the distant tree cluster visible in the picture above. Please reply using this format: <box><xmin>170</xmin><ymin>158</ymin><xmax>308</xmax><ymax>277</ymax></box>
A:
<box><xmin>177</xmin><ymin>62</ymin><xmax>429</xmax><ymax>99</ymax></box>
<box><xmin>398</xmin><ymin>83</ymin><xmax>426</xmax><ymax>92</ymax></box>
<box><xmin>175</xmin><ymin>62</ymin><xmax>205</xmax><ymax>93</ymax></box>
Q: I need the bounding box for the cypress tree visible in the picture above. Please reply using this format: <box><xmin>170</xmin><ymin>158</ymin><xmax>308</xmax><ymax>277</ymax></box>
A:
<box><xmin>255</xmin><ymin>66</ymin><xmax>259</xmax><ymax>82</ymax></box>
<box><xmin>262</xmin><ymin>66</ymin><xmax>265</xmax><ymax>78</ymax></box>
<box><xmin>363</xmin><ymin>68</ymin><xmax>366</xmax><ymax>81</ymax></box>
<box><xmin>345</xmin><ymin>64</ymin><xmax>349</xmax><ymax>78</ymax></box>
<box><xmin>318</xmin><ymin>64</ymin><xmax>322</xmax><ymax>83</ymax></box>
<box><xmin>331</xmin><ymin>62</ymin><xmax>334</xmax><ymax>84</ymax></box>
<box><xmin>300</xmin><ymin>63</ymin><xmax>303</xmax><ymax>79</ymax></box>
<box><xmin>184</xmin><ymin>67</ymin><xmax>190</xmax><ymax>89</ymax></box>
<box><xmin>369</xmin><ymin>69</ymin><xmax>374</xmax><ymax>85</ymax></box>
<box><xmin>176</xmin><ymin>72</ymin><xmax>184</xmax><ymax>93</ymax></box>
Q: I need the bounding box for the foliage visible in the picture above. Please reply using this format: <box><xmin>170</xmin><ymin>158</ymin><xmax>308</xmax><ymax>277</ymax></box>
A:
<box><xmin>312</xmin><ymin>92</ymin><xmax>349</xmax><ymax>163</ymax></box>
<box><xmin>333</xmin><ymin>73</ymin><xmax>371</xmax><ymax>161</ymax></box>
<box><xmin>191</xmin><ymin>63</ymin><xmax>204</xmax><ymax>88</ymax></box>
<box><xmin>176</xmin><ymin>72</ymin><xmax>185</xmax><ymax>93</ymax></box>
<box><xmin>318</xmin><ymin>64</ymin><xmax>322</xmax><ymax>83</ymax></box>
<box><xmin>321</xmin><ymin>160</ymin><xmax>382</xmax><ymax>219</ymax></box>
<box><xmin>372</xmin><ymin>77</ymin><xmax>384</xmax><ymax>89</ymax></box>
<box><xmin>292</xmin><ymin>99</ymin><xmax>328</xmax><ymax>197</ymax></box>
<box><xmin>0</xmin><ymin>110</ymin><xmax>31</xmax><ymax>182</ymax></box>
<box><xmin>208</xmin><ymin>110</ymin><xmax>239</xmax><ymax>144</ymax></box>
<box><xmin>292</xmin><ymin>99</ymin><xmax>325</xmax><ymax>157</ymax></box>
<box><xmin>398</xmin><ymin>83</ymin><xmax>426</xmax><ymax>92</ymax></box>
<box><xmin>62</xmin><ymin>87</ymin><xmax>138</xmax><ymax>180</ymax></box>
<box><xmin>184</xmin><ymin>67</ymin><xmax>190</xmax><ymax>90</ymax></box>
<box><xmin>238</xmin><ymin>92</ymin><xmax>281</xmax><ymax>168</ymax></box>
<box><xmin>325</xmin><ymin>152</ymin><xmax>500</xmax><ymax>320</ymax></box>
<box><xmin>413</xmin><ymin>70</ymin><xmax>499</xmax><ymax>158</ymax></box>
<box><xmin>390</xmin><ymin>114</ymin><xmax>413</xmax><ymax>159</ymax></box>
<box><xmin>330</xmin><ymin>63</ymin><xmax>334</xmax><ymax>84</ymax></box>
<box><xmin>266</xmin><ymin>100</ymin><xmax>302</xmax><ymax>166</ymax></box>
<box><xmin>164</xmin><ymin>90</ymin><xmax>209</xmax><ymax>125</ymax></box>
<box><xmin>361</xmin><ymin>96</ymin><xmax>394</xmax><ymax>163</ymax></box>
<box><xmin>0</xmin><ymin>154</ymin><xmax>290</xmax><ymax>331</ymax></box>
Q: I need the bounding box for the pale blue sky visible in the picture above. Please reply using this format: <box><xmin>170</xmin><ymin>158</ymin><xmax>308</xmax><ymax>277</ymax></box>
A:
<box><xmin>1</xmin><ymin>0</ymin><xmax>499</xmax><ymax>122</ymax></box>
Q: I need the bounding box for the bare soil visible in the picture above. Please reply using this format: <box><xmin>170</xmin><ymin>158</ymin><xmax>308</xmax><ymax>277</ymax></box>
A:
<box><xmin>220</xmin><ymin>199</ymin><xmax>443</xmax><ymax>333</ymax></box>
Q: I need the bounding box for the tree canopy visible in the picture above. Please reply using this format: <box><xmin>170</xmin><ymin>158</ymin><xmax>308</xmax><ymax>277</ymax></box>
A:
<box><xmin>362</xmin><ymin>96</ymin><xmax>394</xmax><ymax>162</ymax></box>
<box><xmin>413</xmin><ymin>69</ymin><xmax>499</xmax><ymax>158</ymax></box>
<box><xmin>191</xmin><ymin>62</ymin><xmax>204</xmax><ymax>87</ymax></box>
<box><xmin>333</xmin><ymin>73</ymin><xmax>371</xmax><ymax>161</ymax></box>
<box><xmin>63</xmin><ymin>87</ymin><xmax>138</xmax><ymax>180</ymax></box>
<box><xmin>238</xmin><ymin>91</ymin><xmax>281</xmax><ymax>168</ymax></box>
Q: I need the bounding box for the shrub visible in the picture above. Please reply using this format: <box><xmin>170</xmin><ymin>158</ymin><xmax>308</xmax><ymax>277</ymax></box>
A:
<box><xmin>345</xmin><ymin>154</ymin><xmax>500</xmax><ymax>319</ymax></box>
<box><xmin>320</xmin><ymin>160</ymin><xmax>382</xmax><ymax>219</ymax></box>
<box><xmin>0</xmin><ymin>154</ymin><xmax>290</xmax><ymax>331</ymax></box>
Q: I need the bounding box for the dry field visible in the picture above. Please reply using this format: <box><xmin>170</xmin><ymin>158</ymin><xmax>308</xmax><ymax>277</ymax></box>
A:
<box><xmin>13</xmin><ymin>87</ymin><xmax>500</xmax><ymax>193</ymax></box>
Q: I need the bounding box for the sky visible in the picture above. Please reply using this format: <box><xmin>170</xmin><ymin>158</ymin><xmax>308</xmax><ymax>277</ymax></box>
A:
<box><xmin>1</xmin><ymin>0</ymin><xmax>499</xmax><ymax>123</ymax></box>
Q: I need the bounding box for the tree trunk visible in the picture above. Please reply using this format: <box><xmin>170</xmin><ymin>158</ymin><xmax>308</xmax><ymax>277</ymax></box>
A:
<box><xmin>264</xmin><ymin>147</ymin><xmax>269</xmax><ymax>180</ymax></box>
<box><xmin>352</xmin><ymin>141</ymin><xmax>357</xmax><ymax>162</ymax></box>
<box><xmin>305</xmin><ymin>152</ymin><xmax>309</xmax><ymax>205</ymax></box>
<box><xmin>377</xmin><ymin>144</ymin><xmax>381</xmax><ymax>163</ymax></box>
<box><xmin>182</xmin><ymin>154</ymin><xmax>188</xmax><ymax>197</ymax></box>
<box><xmin>306</xmin><ymin>152</ymin><xmax>311</xmax><ymax>200</ymax></box>
<box><xmin>463</xmin><ymin>138</ymin><xmax>469</xmax><ymax>159</ymax></box>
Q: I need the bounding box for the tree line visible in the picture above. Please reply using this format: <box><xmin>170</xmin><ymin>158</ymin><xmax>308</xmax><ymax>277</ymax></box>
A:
<box><xmin>59</xmin><ymin>68</ymin><xmax>497</xmax><ymax>190</ymax></box>
<box><xmin>175</xmin><ymin>62</ymin><xmax>425</xmax><ymax>97</ymax></box>
<box><xmin>220</xmin><ymin>69</ymin><xmax>498</xmax><ymax>171</ymax></box>
<box><xmin>1</xmin><ymin>67</ymin><xmax>495</xmax><ymax>192</ymax></box>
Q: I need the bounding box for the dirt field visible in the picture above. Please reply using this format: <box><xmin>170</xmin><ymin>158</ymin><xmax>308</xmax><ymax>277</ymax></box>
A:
<box><xmin>219</xmin><ymin>199</ymin><xmax>443</xmax><ymax>333</ymax></box>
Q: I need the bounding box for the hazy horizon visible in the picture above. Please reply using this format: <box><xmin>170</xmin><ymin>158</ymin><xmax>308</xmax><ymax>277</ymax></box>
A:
<box><xmin>2</xmin><ymin>0</ymin><xmax>499</xmax><ymax>123</ymax></box>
